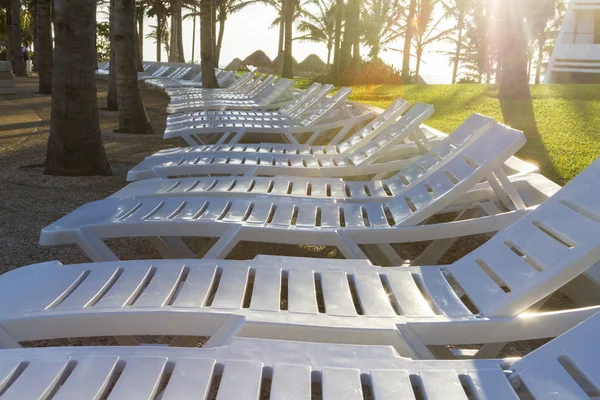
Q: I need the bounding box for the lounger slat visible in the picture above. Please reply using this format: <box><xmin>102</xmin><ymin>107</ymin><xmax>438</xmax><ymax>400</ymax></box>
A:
<box><xmin>322</xmin><ymin>368</ymin><xmax>363</xmax><ymax>399</ymax></box>
<box><xmin>169</xmin><ymin>200</ymin><xmax>209</xmax><ymax>220</ymax></box>
<box><xmin>310</xmin><ymin>182</ymin><xmax>328</xmax><ymax>197</ymax></box>
<box><xmin>184</xmin><ymin>178</ymin><xmax>215</xmax><ymax>193</ymax></box>
<box><xmin>108</xmin><ymin>356</ymin><xmax>167</xmax><ymax>399</ymax></box>
<box><xmin>270</xmin><ymin>363</ymin><xmax>311</xmax><ymax>400</ymax></box>
<box><xmin>388</xmin><ymin>200</ymin><xmax>412</xmax><ymax>226</ymax></box>
<box><xmin>143</xmin><ymin>200</ymin><xmax>186</xmax><ymax>220</ymax></box>
<box><xmin>217</xmin><ymin>360</ymin><xmax>264</xmax><ymax>400</ymax></box>
<box><xmin>296</xmin><ymin>205</ymin><xmax>317</xmax><ymax>227</ymax></box>
<box><xmin>449</xmin><ymin>261</ymin><xmax>506</xmax><ymax>313</ymax></box>
<box><xmin>94</xmin><ymin>267</ymin><xmax>154</xmax><ymax>308</ymax></box>
<box><xmin>418</xmin><ymin>268</ymin><xmax>472</xmax><ymax>317</ymax></box>
<box><xmin>270</xmin><ymin>180</ymin><xmax>291</xmax><ymax>195</ymax></box>
<box><xmin>476</xmin><ymin>248</ymin><xmax>539</xmax><ymax>292</ymax></box>
<box><xmin>422</xmin><ymin>172</ymin><xmax>457</xmax><ymax>197</ymax></box>
<box><xmin>370</xmin><ymin>370</ymin><xmax>415</xmax><ymax>399</ymax></box>
<box><xmin>210</xmin><ymin>177</ymin><xmax>237</xmax><ymax>193</ymax></box>
<box><xmin>53</xmin><ymin>356</ymin><xmax>119</xmax><ymax>400</ymax></box>
<box><xmin>353</xmin><ymin>271</ymin><xmax>396</xmax><ymax>317</ymax></box>
<box><xmin>405</xmin><ymin>184</ymin><xmax>435</xmax><ymax>212</ymax></box>
<box><xmin>0</xmin><ymin>358</ymin><xmax>22</xmax><ymax>392</ymax></box>
<box><xmin>385</xmin><ymin>270</ymin><xmax>435</xmax><ymax>317</ymax></box>
<box><xmin>444</xmin><ymin>158</ymin><xmax>476</xmax><ymax>182</ymax></box>
<box><xmin>228</xmin><ymin>177</ymin><xmax>255</xmax><ymax>193</ymax></box>
<box><xmin>1</xmin><ymin>357</ymin><xmax>71</xmax><ymax>400</ymax></box>
<box><xmin>509</xmin><ymin>223</ymin><xmax>572</xmax><ymax>270</ymax></box>
<box><xmin>561</xmin><ymin>341</ymin><xmax>600</xmax><ymax>389</ymax></box>
<box><xmin>366</xmin><ymin>181</ymin><xmax>389</xmax><ymax>198</ymax></box>
<box><xmin>420</xmin><ymin>370</ymin><xmax>468</xmax><ymax>399</ymax></box>
<box><xmin>290</xmin><ymin>180</ymin><xmax>309</xmax><ymax>196</ymax></box>
<box><xmin>329</xmin><ymin>181</ymin><xmax>346</xmax><ymax>197</ymax></box>
<box><xmin>250</xmin><ymin>267</ymin><xmax>281</xmax><ymax>311</ymax></box>
<box><xmin>211</xmin><ymin>266</ymin><xmax>249</xmax><ymax>309</ymax></box>
<box><xmin>221</xmin><ymin>201</ymin><xmax>252</xmax><ymax>222</ymax></box>
<box><xmin>345</xmin><ymin>182</ymin><xmax>369</xmax><ymax>198</ymax></box>
<box><xmin>271</xmin><ymin>203</ymin><xmax>295</xmax><ymax>227</ymax></box>
<box><xmin>343</xmin><ymin>204</ymin><xmax>366</xmax><ymax>228</ymax></box>
<box><xmin>535</xmin><ymin>202</ymin><xmax>600</xmax><ymax>247</ymax></box>
<box><xmin>467</xmin><ymin>369</ymin><xmax>519</xmax><ymax>400</ymax></box>
<box><xmin>248</xmin><ymin>179</ymin><xmax>272</xmax><ymax>194</ymax></box>
<box><xmin>171</xmin><ymin>265</ymin><xmax>218</xmax><ymax>308</ymax></box>
<box><xmin>518</xmin><ymin>362</ymin><xmax>589</xmax><ymax>399</ymax></box>
<box><xmin>196</xmin><ymin>199</ymin><xmax>231</xmax><ymax>221</ymax></box>
<box><xmin>363</xmin><ymin>204</ymin><xmax>390</xmax><ymax>227</ymax></box>
<box><xmin>320</xmin><ymin>204</ymin><xmax>340</xmax><ymax>228</ymax></box>
<box><xmin>161</xmin><ymin>358</ymin><xmax>215</xmax><ymax>400</ymax></box>
<box><xmin>134</xmin><ymin>264</ymin><xmax>186</xmax><ymax>307</ymax></box>
<box><xmin>287</xmin><ymin>269</ymin><xmax>318</xmax><ymax>314</ymax></box>
<box><xmin>320</xmin><ymin>271</ymin><xmax>357</xmax><ymax>316</ymax></box>
<box><xmin>246</xmin><ymin>203</ymin><xmax>273</xmax><ymax>224</ymax></box>
<box><xmin>55</xmin><ymin>267</ymin><xmax>121</xmax><ymax>310</ymax></box>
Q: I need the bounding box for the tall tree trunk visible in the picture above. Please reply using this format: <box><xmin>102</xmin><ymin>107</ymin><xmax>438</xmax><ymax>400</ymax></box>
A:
<box><xmin>216</xmin><ymin>14</ymin><xmax>226</xmax><ymax>67</ymax></box>
<box><xmin>169</xmin><ymin>1</ymin><xmax>179</xmax><ymax>62</ymax></box>
<box><xmin>326</xmin><ymin>43</ymin><xmax>331</xmax><ymax>67</ymax></box>
<box><xmin>352</xmin><ymin>15</ymin><xmax>360</xmax><ymax>75</ymax></box>
<box><xmin>6</xmin><ymin>0</ymin><xmax>12</xmax><ymax>64</ymax></box>
<box><xmin>535</xmin><ymin>32</ymin><xmax>545</xmax><ymax>84</ymax></box>
<box><xmin>114</xmin><ymin>0</ymin><xmax>153</xmax><ymax>134</ymax></box>
<box><xmin>275</xmin><ymin>8</ymin><xmax>285</xmax><ymax>74</ymax></box>
<box><xmin>211</xmin><ymin>0</ymin><xmax>217</xmax><ymax>62</ymax></box>
<box><xmin>451</xmin><ymin>11</ymin><xmax>465</xmax><ymax>84</ymax></box>
<box><xmin>282</xmin><ymin>0</ymin><xmax>294</xmax><ymax>78</ymax></box>
<box><xmin>498</xmin><ymin>1</ymin><xmax>530</xmax><ymax>99</ymax></box>
<box><xmin>107</xmin><ymin>0</ymin><xmax>118</xmax><ymax>111</ymax></box>
<box><xmin>331</xmin><ymin>0</ymin><xmax>344</xmax><ymax>79</ymax></box>
<box><xmin>191</xmin><ymin>6</ymin><xmax>197</xmax><ymax>62</ymax></box>
<box><xmin>402</xmin><ymin>0</ymin><xmax>417</xmax><ymax>81</ymax></box>
<box><xmin>156</xmin><ymin>15</ymin><xmax>162</xmax><ymax>62</ymax></box>
<box><xmin>36</xmin><ymin>0</ymin><xmax>52</xmax><ymax>93</ymax></box>
<box><xmin>177</xmin><ymin>3</ymin><xmax>184</xmax><ymax>62</ymax></box>
<box><xmin>45</xmin><ymin>0</ymin><xmax>111</xmax><ymax>176</ymax></box>
<box><xmin>415</xmin><ymin>50</ymin><xmax>422</xmax><ymax>79</ymax></box>
<box><xmin>200</xmin><ymin>0</ymin><xmax>218</xmax><ymax>87</ymax></box>
<box><xmin>137</xmin><ymin>9</ymin><xmax>144</xmax><ymax>64</ymax></box>
<box><xmin>9</xmin><ymin>0</ymin><xmax>26</xmax><ymax>76</ymax></box>
<box><xmin>338</xmin><ymin>0</ymin><xmax>353</xmax><ymax>72</ymax></box>
<box><xmin>135</xmin><ymin>21</ymin><xmax>143</xmax><ymax>71</ymax></box>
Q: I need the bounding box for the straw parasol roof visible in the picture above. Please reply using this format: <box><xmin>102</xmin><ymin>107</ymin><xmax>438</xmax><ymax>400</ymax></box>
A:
<box><xmin>225</xmin><ymin>58</ymin><xmax>245</xmax><ymax>70</ymax></box>
<box><xmin>243</xmin><ymin>50</ymin><xmax>272</xmax><ymax>68</ymax></box>
<box><xmin>298</xmin><ymin>54</ymin><xmax>327</xmax><ymax>73</ymax></box>
<box><xmin>271</xmin><ymin>55</ymin><xmax>299</xmax><ymax>69</ymax></box>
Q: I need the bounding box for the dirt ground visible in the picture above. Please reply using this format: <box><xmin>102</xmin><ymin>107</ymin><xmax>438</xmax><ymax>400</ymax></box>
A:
<box><xmin>0</xmin><ymin>76</ymin><xmax>574</xmax><ymax>361</ymax></box>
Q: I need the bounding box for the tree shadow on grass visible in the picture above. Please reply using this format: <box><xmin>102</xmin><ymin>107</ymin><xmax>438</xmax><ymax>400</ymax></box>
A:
<box><xmin>499</xmin><ymin>94</ymin><xmax>561</xmax><ymax>183</ymax></box>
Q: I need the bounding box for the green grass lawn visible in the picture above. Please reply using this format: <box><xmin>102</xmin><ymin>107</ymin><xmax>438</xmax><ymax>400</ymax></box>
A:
<box><xmin>304</xmin><ymin>83</ymin><xmax>600</xmax><ymax>185</ymax></box>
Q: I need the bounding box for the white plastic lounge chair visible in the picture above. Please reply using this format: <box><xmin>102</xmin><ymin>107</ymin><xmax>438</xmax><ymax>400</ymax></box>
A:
<box><xmin>0</xmin><ymin>312</ymin><xmax>598</xmax><ymax>399</ymax></box>
<box><xmin>113</xmin><ymin>114</ymin><xmax>553</xmax><ymax>206</ymax></box>
<box><xmin>127</xmin><ymin>101</ymin><xmax>432</xmax><ymax>179</ymax></box>
<box><xmin>138</xmin><ymin>65</ymin><xmax>172</xmax><ymax>80</ymax></box>
<box><xmin>151</xmin><ymin>70</ymin><xmax>236</xmax><ymax>91</ymax></box>
<box><xmin>162</xmin><ymin>88</ymin><xmax>390</xmax><ymax>148</ymax></box>
<box><xmin>166</xmin><ymin>78</ymin><xmax>295</xmax><ymax>114</ymax></box>
<box><xmin>168</xmin><ymin>75</ymin><xmax>277</xmax><ymax>103</ymax></box>
<box><xmin>41</xmin><ymin>119</ymin><xmax>533</xmax><ymax>263</ymax></box>
<box><xmin>165</xmin><ymin>72</ymin><xmax>255</xmax><ymax>97</ymax></box>
<box><xmin>144</xmin><ymin>67</ymin><xmax>194</xmax><ymax>88</ymax></box>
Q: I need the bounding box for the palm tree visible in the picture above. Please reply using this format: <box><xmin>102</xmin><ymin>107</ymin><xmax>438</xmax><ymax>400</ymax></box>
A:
<box><xmin>402</xmin><ymin>0</ymin><xmax>417</xmax><ymax>80</ymax></box>
<box><xmin>7</xmin><ymin>0</ymin><xmax>26</xmax><ymax>76</ymax></box>
<box><xmin>45</xmin><ymin>0</ymin><xmax>112</xmax><ymax>176</ymax></box>
<box><xmin>294</xmin><ymin>0</ymin><xmax>336</xmax><ymax>66</ymax></box>
<box><xmin>412</xmin><ymin>0</ymin><xmax>451</xmax><ymax>79</ymax></box>
<box><xmin>144</xmin><ymin>0</ymin><xmax>169</xmax><ymax>61</ymax></box>
<box><xmin>107</xmin><ymin>0</ymin><xmax>118</xmax><ymax>111</ymax></box>
<box><xmin>114</xmin><ymin>0</ymin><xmax>154</xmax><ymax>134</ymax></box>
<box><xmin>498</xmin><ymin>0</ymin><xmax>530</xmax><ymax>99</ymax></box>
<box><xmin>282</xmin><ymin>0</ymin><xmax>294</xmax><ymax>78</ymax></box>
<box><xmin>443</xmin><ymin>0</ymin><xmax>471</xmax><ymax>84</ymax></box>
<box><xmin>136</xmin><ymin>3</ymin><xmax>145</xmax><ymax>62</ymax></box>
<box><xmin>200</xmin><ymin>0</ymin><xmax>218</xmax><ymax>87</ymax></box>
<box><xmin>146</xmin><ymin>22</ymin><xmax>170</xmax><ymax>60</ymax></box>
<box><xmin>36</xmin><ymin>0</ymin><xmax>52</xmax><ymax>93</ymax></box>
<box><xmin>527</xmin><ymin>0</ymin><xmax>563</xmax><ymax>84</ymax></box>
<box><xmin>361</xmin><ymin>0</ymin><xmax>403</xmax><ymax>61</ymax></box>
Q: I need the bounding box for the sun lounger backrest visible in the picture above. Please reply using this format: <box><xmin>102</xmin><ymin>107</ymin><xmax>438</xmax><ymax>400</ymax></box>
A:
<box><xmin>256</xmin><ymin>79</ymin><xmax>295</xmax><ymax>105</ymax></box>
<box><xmin>217</xmin><ymin>71</ymin><xmax>235</xmax><ymax>86</ymax></box>
<box><xmin>226</xmin><ymin>72</ymin><xmax>253</xmax><ymax>91</ymax></box>
<box><xmin>286</xmin><ymin>84</ymin><xmax>334</xmax><ymax>118</ymax></box>
<box><xmin>278</xmin><ymin>82</ymin><xmax>321</xmax><ymax>115</ymax></box>
<box><xmin>511</xmin><ymin>311</ymin><xmax>600</xmax><ymax>398</ymax></box>
<box><xmin>448</xmin><ymin>157</ymin><xmax>600</xmax><ymax>317</ymax></box>
<box><xmin>347</xmin><ymin>103</ymin><xmax>434</xmax><ymax>166</ymax></box>
<box><xmin>299</xmin><ymin>87</ymin><xmax>352</xmax><ymax>127</ymax></box>
<box><xmin>337</xmin><ymin>99</ymin><xmax>410</xmax><ymax>153</ymax></box>
<box><xmin>243</xmin><ymin>75</ymin><xmax>278</xmax><ymax>97</ymax></box>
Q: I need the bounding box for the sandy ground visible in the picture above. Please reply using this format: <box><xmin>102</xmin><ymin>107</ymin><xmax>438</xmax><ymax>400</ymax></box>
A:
<box><xmin>0</xmin><ymin>76</ymin><xmax>574</xmax><ymax>362</ymax></box>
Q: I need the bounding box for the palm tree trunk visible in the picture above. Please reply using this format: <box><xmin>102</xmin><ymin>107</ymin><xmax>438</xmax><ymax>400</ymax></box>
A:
<box><xmin>275</xmin><ymin>8</ymin><xmax>285</xmax><ymax>74</ymax></box>
<box><xmin>114</xmin><ymin>0</ymin><xmax>153</xmax><ymax>134</ymax></box>
<box><xmin>156</xmin><ymin>15</ymin><xmax>162</xmax><ymax>62</ymax></box>
<box><xmin>135</xmin><ymin>21</ymin><xmax>143</xmax><ymax>71</ymax></box>
<box><xmin>6</xmin><ymin>0</ymin><xmax>12</xmax><ymax>64</ymax></box>
<box><xmin>211</xmin><ymin>0</ymin><xmax>217</xmax><ymax>61</ymax></box>
<box><xmin>9</xmin><ymin>0</ymin><xmax>27</xmax><ymax>76</ymax></box>
<box><xmin>331</xmin><ymin>0</ymin><xmax>344</xmax><ymax>79</ymax></box>
<box><xmin>282</xmin><ymin>0</ymin><xmax>294</xmax><ymax>78</ymax></box>
<box><xmin>192</xmin><ymin>6</ymin><xmax>197</xmax><ymax>62</ymax></box>
<box><xmin>107</xmin><ymin>0</ymin><xmax>118</xmax><ymax>111</ymax></box>
<box><xmin>200</xmin><ymin>0</ymin><xmax>218</xmax><ymax>87</ymax></box>
<box><xmin>402</xmin><ymin>0</ymin><xmax>417</xmax><ymax>81</ymax></box>
<box><xmin>137</xmin><ymin>9</ymin><xmax>144</xmax><ymax>63</ymax></box>
<box><xmin>416</xmin><ymin>50</ymin><xmax>422</xmax><ymax>79</ymax></box>
<box><xmin>177</xmin><ymin>4</ymin><xmax>185</xmax><ymax>62</ymax></box>
<box><xmin>36</xmin><ymin>0</ymin><xmax>52</xmax><ymax>93</ymax></box>
<box><xmin>216</xmin><ymin>15</ymin><xmax>226</xmax><ymax>67</ymax></box>
<box><xmin>498</xmin><ymin>1</ymin><xmax>530</xmax><ymax>99</ymax></box>
<box><xmin>326</xmin><ymin>43</ymin><xmax>332</xmax><ymax>67</ymax></box>
<box><xmin>451</xmin><ymin>11</ymin><xmax>465</xmax><ymax>84</ymax></box>
<box><xmin>44</xmin><ymin>0</ymin><xmax>111</xmax><ymax>176</ymax></box>
<box><xmin>169</xmin><ymin>2</ymin><xmax>179</xmax><ymax>62</ymax></box>
<box><xmin>535</xmin><ymin>32</ymin><xmax>545</xmax><ymax>84</ymax></box>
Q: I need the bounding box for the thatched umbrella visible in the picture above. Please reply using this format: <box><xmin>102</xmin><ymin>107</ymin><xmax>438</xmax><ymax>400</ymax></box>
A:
<box><xmin>225</xmin><ymin>58</ymin><xmax>245</xmax><ymax>70</ymax></box>
<box><xmin>298</xmin><ymin>54</ymin><xmax>327</xmax><ymax>73</ymax></box>
<box><xmin>271</xmin><ymin>55</ymin><xmax>299</xmax><ymax>69</ymax></box>
<box><xmin>243</xmin><ymin>50</ymin><xmax>272</xmax><ymax>68</ymax></box>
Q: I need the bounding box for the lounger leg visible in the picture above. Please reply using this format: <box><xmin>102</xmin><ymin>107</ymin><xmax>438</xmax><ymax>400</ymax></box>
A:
<box><xmin>335</xmin><ymin>233</ymin><xmax>370</xmax><ymax>259</ymax></box>
<box><xmin>362</xmin><ymin>244</ymin><xmax>407</xmax><ymax>266</ymax></box>
<box><xmin>327</xmin><ymin>120</ymin><xmax>356</xmax><ymax>146</ymax></box>
<box><xmin>114</xmin><ymin>336</ymin><xmax>140</xmax><ymax>346</ymax></box>
<box><xmin>215</xmin><ymin>131</ymin><xmax>233</xmax><ymax>146</ymax></box>
<box><xmin>76</xmin><ymin>227</ymin><xmax>120</xmax><ymax>262</ymax></box>
<box><xmin>203</xmin><ymin>315</ymin><xmax>246</xmax><ymax>347</ymax></box>
<box><xmin>0</xmin><ymin>326</ymin><xmax>22</xmax><ymax>349</ymax></box>
<box><xmin>494</xmin><ymin>169</ymin><xmax>527</xmax><ymax>210</ymax></box>
<box><xmin>149</xmin><ymin>236</ymin><xmax>196</xmax><ymax>259</ymax></box>
<box><xmin>227</xmin><ymin>128</ymin><xmax>248</xmax><ymax>145</ymax></box>
<box><xmin>202</xmin><ymin>227</ymin><xmax>242</xmax><ymax>259</ymax></box>
<box><xmin>304</xmin><ymin>130</ymin><xmax>324</xmax><ymax>146</ymax></box>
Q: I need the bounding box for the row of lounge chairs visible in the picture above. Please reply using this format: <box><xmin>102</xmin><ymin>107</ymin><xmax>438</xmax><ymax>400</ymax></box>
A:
<box><xmin>3</xmin><ymin>63</ymin><xmax>600</xmax><ymax>398</ymax></box>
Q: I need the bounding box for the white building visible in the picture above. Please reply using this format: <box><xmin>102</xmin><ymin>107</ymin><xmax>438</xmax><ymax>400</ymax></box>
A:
<box><xmin>545</xmin><ymin>0</ymin><xmax>600</xmax><ymax>83</ymax></box>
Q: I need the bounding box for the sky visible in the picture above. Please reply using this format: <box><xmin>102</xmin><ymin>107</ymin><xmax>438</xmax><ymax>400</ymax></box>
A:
<box><xmin>101</xmin><ymin>3</ymin><xmax>461</xmax><ymax>84</ymax></box>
